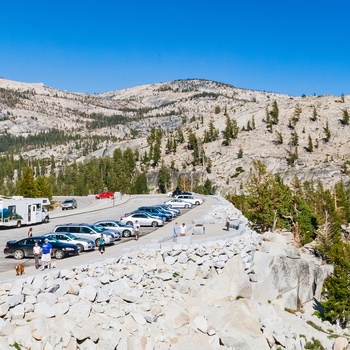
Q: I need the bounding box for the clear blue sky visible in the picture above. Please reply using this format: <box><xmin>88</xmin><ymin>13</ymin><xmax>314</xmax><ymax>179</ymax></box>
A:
<box><xmin>1</xmin><ymin>0</ymin><xmax>349</xmax><ymax>96</ymax></box>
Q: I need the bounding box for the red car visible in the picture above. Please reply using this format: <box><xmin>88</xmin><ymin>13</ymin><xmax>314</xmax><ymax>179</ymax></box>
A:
<box><xmin>95</xmin><ymin>192</ymin><xmax>114</xmax><ymax>199</ymax></box>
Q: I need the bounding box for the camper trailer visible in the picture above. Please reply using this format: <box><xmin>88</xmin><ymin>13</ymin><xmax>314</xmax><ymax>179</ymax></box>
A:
<box><xmin>0</xmin><ymin>197</ymin><xmax>50</xmax><ymax>228</ymax></box>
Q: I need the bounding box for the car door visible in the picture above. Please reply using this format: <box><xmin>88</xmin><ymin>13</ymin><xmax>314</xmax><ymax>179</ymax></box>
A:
<box><xmin>132</xmin><ymin>213</ymin><xmax>148</xmax><ymax>226</ymax></box>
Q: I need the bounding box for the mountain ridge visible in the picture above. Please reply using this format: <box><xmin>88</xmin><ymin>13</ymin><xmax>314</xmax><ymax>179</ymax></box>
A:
<box><xmin>0</xmin><ymin>77</ymin><xmax>349</xmax><ymax>194</ymax></box>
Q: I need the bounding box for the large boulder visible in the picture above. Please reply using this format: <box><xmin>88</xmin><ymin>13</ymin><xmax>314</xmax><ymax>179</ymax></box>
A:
<box><xmin>195</xmin><ymin>254</ymin><xmax>251</xmax><ymax>302</ymax></box>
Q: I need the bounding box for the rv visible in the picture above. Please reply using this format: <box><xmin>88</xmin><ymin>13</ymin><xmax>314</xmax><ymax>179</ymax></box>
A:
<box><xmin>0</xmin><ymin>197</ymin><xmax>50</xmax><ymax>228</ymax></box>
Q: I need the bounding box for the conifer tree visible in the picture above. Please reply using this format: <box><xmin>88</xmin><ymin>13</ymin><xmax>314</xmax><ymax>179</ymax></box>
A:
<box><xmin>311</xmin><ymin>106</ymin><xmax>318</xmax><ymax>121</ymax></box>
<box><xmin>158</xmin><ymin>162</ymin><xmax>171</xmax><ymax>193</ymax></box>
<box><xmin>18</xmin><ymin>167</ymin><xmax>37</xmax><ymax>197</ymax></box>
<box><xmin>306</xmin><ymin>135</ymin><xmax>313</xmax><ymax>152</ymax></box>
<box><xmin>341</xmin><ymin>108</ymin><xmax>349</xmax><ymax>125</ymax></box>
<box><xmin>271</xmin><ymin>100</ymin><xmax>279</xmax><ymax>124</ymax></box>
<box><xmin>323</xmin><ymin>121</ymin><xmax>331</xmax><ymax>142</ymax></box>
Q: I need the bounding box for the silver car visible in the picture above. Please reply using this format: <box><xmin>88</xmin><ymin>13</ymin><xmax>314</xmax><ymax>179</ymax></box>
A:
<box><xmin>61</xmin><ymin>198</ymin><xmax>77</xmax><ymax>210</ymax></box>
<box><xmin>44</xmin><ymin>232</ymin><xmax>95</xmax><ymax>252</ymax></box>
<box><xmin>94</xmin><ymin>220</ymin><xmax>135</xmax><ymax>238</ymax></box>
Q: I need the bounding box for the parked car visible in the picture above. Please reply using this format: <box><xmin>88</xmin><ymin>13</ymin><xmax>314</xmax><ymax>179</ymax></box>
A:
<box><xmin>95</xmin><ymin>192</ymin><xmax>114</xmax><ymax>199</ymax></box>
<box><xmin>4</xmin><ymin>235</ymin><xmax>79</xmax><ymax>260</ymax></box>
<box><xmin>152</xmin><ymin>205</ymin><xmax>177</xmax><ymax>218</ymax></box>
<box><xmin>157</xmin><ymin>204</ymin><xmax>180</xmax><ymax>216</ymax></box>
<box><xmin>120</xmin><ymin>212</ymin><xmax>164</xmax><ymax>227</ymax></box>
<box><xmin>137</xmin><ymin>206</ymin><xmax>172</xmax><ymax>221</ymax></box>
<box><xmin>175</xmin><ymin>195</ymin><xmax>204</xmax><ymax>205</ymax></box>
<box><xmin>165</xmin><ymin>198</ymin><xmax>193</xmax><ymax>209</ymax></box>
<box><xmin>44</xmin><ymin>232</ymin><xmax>95</xmax><ymax>252</ymax></box>
<box><xmin>94</xmin><ymin>220</ymin><xmax>135</xmax><ymax>238</ymax></box>
<box><xmin>93</xmin><ymin>223</ymin><xmax>122</xmax><ymax>240</ymax></box>
<box><xmin>61</xmin><ymin>198</ymin><xmax>77</xmax><ymax>210</ymax></box>
<box><xmin>52</xmin><ymin>223</ymin><xmax>115</xmax><ymax>246</ymax></box>
<box><xmin>172</xmin><ymin>189</ymin><xmax>192</xmax><ymax>197</ymax></box>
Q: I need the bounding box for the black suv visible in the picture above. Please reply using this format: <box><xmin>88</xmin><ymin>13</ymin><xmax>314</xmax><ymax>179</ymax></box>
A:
<box><xmin>61</xmin><ymin>198</ymin><xmax>78</xmax><ymax>210</ymax></box>
<box><xmin>172</xmin><ymin>189</ymin><xmax>192</xmax><ymax>197</ymax></box>
<box><xmin>4</xmin><ymin>235</ymin><xmax>79</xmax><ymax>260</ymax></box>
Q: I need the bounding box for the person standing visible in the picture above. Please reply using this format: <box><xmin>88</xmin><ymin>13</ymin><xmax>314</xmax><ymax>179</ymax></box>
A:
<box><xmin>28</xmin><ymin>228</ymin><xmax>33</xmax><ymax>237</ymax></box>
<box><xmin>179</xmin><ymin>223</ymin><xmax>187</xmax><ymax>236</ymax></box>
<box><xmin>134</xmin><ymin>220</ymin><xmax>140</xmax><ymax>240</ymax></box>
<box><xmin>99</xmin><ymin>234</ymin><xmax>105</xmax><ymax>254</ymax></box>
<box><xmin>33</xmin><ymin>242</ymin><xmax>42</xmax><ymax>269</ymax></box>
<box><xmin>40</xmin><ymin>238</ymin><xmax>52</xmax><ymax>269</ymax></box>
<box><xmin>226</xmin><ymin>215</ymin><xmax>231</xmax><ymax>231</ymax></box>
<box><xmin>173</xmin><ymin>222</ymin><xmax>179</xmax><ymax>237</ymax></box>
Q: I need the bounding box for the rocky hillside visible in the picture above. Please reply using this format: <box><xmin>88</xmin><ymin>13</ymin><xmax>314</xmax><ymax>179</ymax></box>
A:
<box><xmin>1</xmin><ymin>77</ymin><xmax>349</xmax><ymax>194</ymax></box>
<box><xmin>0</xmin><ymin>196</ymin><xmax>348</xmax><ymax>349</ymax></box>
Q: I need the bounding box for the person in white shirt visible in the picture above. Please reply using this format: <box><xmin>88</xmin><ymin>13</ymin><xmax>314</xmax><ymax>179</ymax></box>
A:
<box><xmin>179</xmin><ymin>223</ymin><xmax>187</xmax><ymax>236</ymax></box>
<box><xmin>33</xmin><ymin>242</ymin><xmax>42</xmax><ymax>269</ymax></box>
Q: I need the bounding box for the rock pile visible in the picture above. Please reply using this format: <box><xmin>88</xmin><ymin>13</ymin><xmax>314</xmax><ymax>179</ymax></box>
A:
<box><xmin>0</xmin><ymin>222</ymin><xmax>348</xmax><ymax>349</ymax></box>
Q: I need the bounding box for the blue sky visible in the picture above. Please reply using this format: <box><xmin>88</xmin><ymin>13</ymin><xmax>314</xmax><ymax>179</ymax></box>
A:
<box><xmin>1</xmin><ymin>0</ymin><xmax>349</xmax><ymax>96</ymax></box>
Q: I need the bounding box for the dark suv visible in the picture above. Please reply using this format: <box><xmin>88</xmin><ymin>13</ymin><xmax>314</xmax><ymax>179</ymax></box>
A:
<box><xmin>61</xmin><ymin>198</ymin><xmax>77</xmax><ymax>210</ymax></box>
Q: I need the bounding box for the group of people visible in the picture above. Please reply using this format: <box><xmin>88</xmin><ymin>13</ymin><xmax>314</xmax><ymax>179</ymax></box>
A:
<box><xmin>173</xmin><ymin>222</ymin><xmax>187</xmax><ymax>237</ymax></box>
<box><xmin>32</xmin><ymin>238</ymin><xmax>52</xmax><ymax>270</ymax></box>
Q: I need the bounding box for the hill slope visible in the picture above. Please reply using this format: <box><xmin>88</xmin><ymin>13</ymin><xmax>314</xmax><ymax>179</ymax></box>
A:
<box><xmin>0</xmin><ymin>77</ymin><xmax>349</xmax><ymax>193</ymax></box>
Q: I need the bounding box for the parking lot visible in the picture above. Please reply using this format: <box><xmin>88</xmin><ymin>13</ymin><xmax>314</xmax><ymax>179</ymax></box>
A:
<box><xmin>0</xmin><ymin>194</ymin><xmax>200</xmax><ymax>278</ymax></box>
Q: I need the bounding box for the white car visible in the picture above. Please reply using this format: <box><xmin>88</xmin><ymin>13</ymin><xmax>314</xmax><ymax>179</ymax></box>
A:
<box><xmin>44</xmin><ymin>232</ymin><xmax>95</xmax><ymax>252</ymax></box>
<box><xmin>94</xmin><ymin>220</ymin><xmax>135</xmax><ymax>238</ymax></box>
<box><xmin>120</xmin><ymin>212</ymin><xmax>164</xmax><ymax>227</ymax></box>
<box><xmin>175</xmin><ymin>195</ymin><xmax>204</xmax><ymax>205</ymax></box>
<box><xmin>165</xmin><ymin>198</ymin><xmax>193</xmax><ymax>209</ymax></box>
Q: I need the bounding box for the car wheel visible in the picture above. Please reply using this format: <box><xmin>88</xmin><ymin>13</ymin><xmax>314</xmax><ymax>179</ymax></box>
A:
<box><xmin>95</xmin><ymin>239</ymin><xmax>100</xmax><ymax>247</ymax></box>
<box><xmin>62</xmin><ymin>208</ymin><xmax>65</xmax><ymax>211</ymax></box>
<box><xmin>14</xmin><ymin>249</ymin><xmax>24</xmax><ymax>260</ymax></box>
<box><xmin>123</xmin><ymin>230</ymin><xmax>131</xmax><ymax>238</ymax></box>
<box><xmin>195</xmin><ymin>201</ymin><xmax>200</xmax><ymax>205</ymax></box>
<box><xmin>185</xmin><ymin>204</ymin><xmax>189</xmax><ymax>209</ymax></box>
<box><xmin>76</xmin><ymin>244</ymin><xmax>84</xmax><ymax>252</ymax></box>
<box><xmin>43</xmin><ymin>216</ymin><xmax>49</xmax><ymax>223</ymax></box>
<box><xmin>55</xmin><ymin>250</ymin><xmax>65</xmax><ymax>259</ymax></box>
<box><xmin>151</xmin><ymin>221</ymin><xmax>158</xmax><ymax>227</ymax></box>
<box><xmin>126</xmin><ymin>221</ymin><xmax>133</xmax><ymax>226</ymax></box>
<box><xmin>16</xmin><ymin>221</ymin><xmax>21</xmax><ymax>228</ymax></box>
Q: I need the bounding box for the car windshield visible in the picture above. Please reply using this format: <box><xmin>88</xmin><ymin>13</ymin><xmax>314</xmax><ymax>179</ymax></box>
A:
<box><xmin>91</xmin><ymin>225</ymin><xmax>104</xmax><ymax>233</ymax></box>
<box><xmin>63</xmin><ymin>200</ymin><xmax>73</xmax><ymax>204</ymax></box>
<box><xmin>65</xmin><ymin>233</ymin><xmax>77</xmax><ymax>239</ymax></box>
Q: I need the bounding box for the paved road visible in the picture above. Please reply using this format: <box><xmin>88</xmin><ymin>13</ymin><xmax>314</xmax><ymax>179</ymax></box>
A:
<box><xmin>0</xmin><ymin>194</ymin><xmax>220</xmax><ymax>280</ymax></box>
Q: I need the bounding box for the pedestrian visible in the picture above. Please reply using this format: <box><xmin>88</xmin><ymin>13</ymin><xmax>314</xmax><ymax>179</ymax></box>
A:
<box><xmin>173</xmin><ymin>222</ymin><xmax>179</xmax><ymax>237</ymax></box>
<box><xmin>226</xmin><ymin>215</ymin><xmax>231</xmax><ymax>231</ymax></box>
<box><xmin>134</xmin><ymin>220</ymin><xmax>140</xmax><ymax>240</ymax></box>
<box><xmin>28</xmin><ymin>227</ymin><xmax>33</xmax><ymax>237</ymax></box>
<box><xmin>179</xmin><ymin>223</ymin><xmax>187</xmax><ymax>236</ymax></box>
<box><xmin>40</xmin><ymin>238</ymin><xmax>52</xmax><ymax>270</ymax></box>
<box><xmin>33</xmin><ymin>242</ymin><xmax>42</xmax><ymax>269</ymax></box>
<box><xmin>99</xmin><ymin>234</ymin><xmax>105</xmax><ymax>254</ymax></box>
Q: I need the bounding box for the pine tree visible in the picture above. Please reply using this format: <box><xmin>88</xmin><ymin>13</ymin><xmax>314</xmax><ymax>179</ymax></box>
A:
<box><xmin>311</xmin><ymin>106</ymin><xmax>318</xmax><ymax>121</ymax></box>
<box><xmin>271</xmin><ymin>100</ymin><xmax>279</xmax><ymax>124</ymax></box>
<box><xmin>322</xmin><ymin>242</ymin><xmax>350</xmax><ymax>328</ymax></box>
<box><xmin>158</xmin><ymin>162</ymin><xmax>171</xmax><ymax>193</ymax></box>
<box><xmin>306</xmin><ymin>135</ymin><xmax>313</xmax><ymax>152</ymax></box>
<box><xmin>35</xmin><ymin>176</ymin><xmax>52</xmax><ymax>200</ymax></box>
<box><xmin>341</xmin><ymin>108</ymin><xmax>349</xmax><ymax>125</ymax></box>
<box><xmin>323</xmin><ymin>121</ymin><xmax>331</xmax><ymax>142</ymax></box>
<box><xmin>18</xmin><ymin>167</ymin><xmax>37</xmax><ymax>197</ymax></box>
<box><xmin>275</xmin><ymin>131</ymin><xmax>283</xmax><ymax>144</ymax></box>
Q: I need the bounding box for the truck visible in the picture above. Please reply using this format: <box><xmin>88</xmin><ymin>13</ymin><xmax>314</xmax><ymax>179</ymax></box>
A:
<box><xmin>0</xmin><ymin>197</ymin><xmax>50</xmax><ymax>228</ymax></box>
